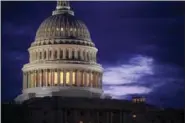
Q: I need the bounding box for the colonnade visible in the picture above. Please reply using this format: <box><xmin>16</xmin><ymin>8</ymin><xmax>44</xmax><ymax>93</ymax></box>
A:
<box><xmin>23</xmin><ymin>69</ymin><xmax>102</xmax><ymax>89</ymax></box>
<box><xmin>29</xmin><ymin>48</ymin><xmax>96</xmax><ymax>62</ymax></box>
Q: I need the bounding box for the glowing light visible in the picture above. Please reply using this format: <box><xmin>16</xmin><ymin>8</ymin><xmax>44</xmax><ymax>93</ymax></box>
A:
<box><xmin>133</xmin><ymin>114</ymin><xmax>136</xmax><ymax>118</ymax></box>
<box><xmin>66</xmin><ymin>72</ymin><xmax>70</xmax><ymax>84</ymax></box>
<box><xmin>48</xmin><ymin>72</ymin><xmax>51</xmax><ymax>85</ymax></box>
<box><xmin>60</xmin><ymin>72</ymin><xmax>63</xmax><ymax>84</ymax></box>
<box><xmin>54</xmin><ymin>72</ymin><xmax>58</xmax><ymax>84</ymax></box>
<box><xmin>72</xmin><ymin>72</ymin><xmax>75</xmax><ymax>84</ymax></box>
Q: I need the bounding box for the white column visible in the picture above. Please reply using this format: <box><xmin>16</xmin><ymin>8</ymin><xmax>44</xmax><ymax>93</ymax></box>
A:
<box><xmin>23</xmin><ymin>72</ymin><xmax>25</xmax><ymax>89</ymax></box>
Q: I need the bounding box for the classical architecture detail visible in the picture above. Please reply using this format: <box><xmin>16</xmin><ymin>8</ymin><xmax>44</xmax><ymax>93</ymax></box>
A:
<box><xmin>15</xmin><ymin>0</ymin><xmax>105</xmax><ymax>103</ymax></box>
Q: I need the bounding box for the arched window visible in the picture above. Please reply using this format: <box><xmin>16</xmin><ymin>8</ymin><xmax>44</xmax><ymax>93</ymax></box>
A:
<box><xmin>86</xmin><ymin>52</ymin><xmax>89</xmax><ymax>61</ymax></box>
<box><xmin>35</xmin><ymin>52</ymin><xmax>38</xmax><ymax>60</ymax></box>
<box><xmin>72</xmin><ymin>50</ymin><xmax>75</xmax><ymax>60</ymax></box>
<box><xmin>60</xmin><ymin>50</ymin><xmax>63</xmax><ymax>59</ymax></box>
<box><xmin>78</xmin><ymin>50</ymin><xmax>81</xmax><ymax>60</ymax></box>
<box><xmin>54</xmin><ymin>50</ymin><xmax>57</xmax><ymax>59</ymax></box>
<box><xmin>49</xmin><ymin>50</ymin><xmax>52</xmax><ymax>59</ymax></box>
<box><xmin>66</xmin><ymin>49</ymin><xmax>69</xmax><ymax>60</ymax></box>
<box><xmin>40</xmin><ymin>52</ymin><xmax>42</xmax><ymax>59</ymax></box>
<box><xmin>44</xmin><ymin>51</ymin><xmax>46</xmax><ymax>59</ymax></box>
<box><xmin>83</xmin><ymin>51</ymin><xmax>86</xmax><ymax>61</ymax></box>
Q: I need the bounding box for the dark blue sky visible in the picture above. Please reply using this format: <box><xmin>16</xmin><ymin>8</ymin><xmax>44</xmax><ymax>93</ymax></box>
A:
<box><xmin>2</xmin><ymin>1</ymin><xmax>184</xmax><ymax>109</ymax></box>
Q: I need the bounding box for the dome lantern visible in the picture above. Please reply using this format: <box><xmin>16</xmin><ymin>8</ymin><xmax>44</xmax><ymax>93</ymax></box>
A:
<box><xmin>52</xmin><ymin>0</ymin><xmax>74</xmax><ymax>16</ymax></box>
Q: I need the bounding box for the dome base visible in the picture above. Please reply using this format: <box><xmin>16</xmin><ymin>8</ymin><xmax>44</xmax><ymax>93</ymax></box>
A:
<box><xmin>14</xmin><ymin>87</ymin><xmax>111</xmax><ymax>103</ymax></box>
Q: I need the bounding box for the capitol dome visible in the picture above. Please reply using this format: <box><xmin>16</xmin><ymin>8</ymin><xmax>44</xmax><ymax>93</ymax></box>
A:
<box><xmin>15</xmin><ymin>1</ymin><xmax>106</xmax><ymax>103</ymax></box>
<box><xmin>35</xmin><ymin>14</ymin><xmax>91</xmax><ymax>42</ymax></box>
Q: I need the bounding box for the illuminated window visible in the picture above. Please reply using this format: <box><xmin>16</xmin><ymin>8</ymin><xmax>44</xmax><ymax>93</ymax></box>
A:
<box><xmin>39</xmin><ymin>72</ymin><xmax>42</xmax><ymax>86</ymax></box>
<box><xmin>72</xmin><ymin>72</ymin><xmax>75</xmax><ymax>85</ymax></box>
<box><xmin>48</xmin><ymin>71</ymin><xmax>51</xmax><ymax>86</ymax></box>
<box><xmin>77</xmin><ymin>72</ymin><xmax>81</xmax><ymax>85</ymax></box>
<box><xmin>60</xmin><ymin>72</ymin><xmax>63</xmax><ymax>84</ymax></box>
<box><xmin>86</xmin><ymin>73</ymin><xmax>89</xmax><ymax>86</ymax></box>
<box><xmin>74</xmin><ymin>28</ymin><xmax>76</xmax><ymax>31</ymax></box>
<box><xmin>133</xmin><ymin>114</ymin><xmax>136</xmax><ymax>118</ymax></box>
<box><xmin>61</xmin><ymin>28</ymin><xmax>63</xmax><ymax>31</ymax></box>
<box><xmin>70</xmin><ymin>28</ymin><xmax>73</xmax><ymax>31</ymax></box>
<box><xmin>43</xmin><ymin>71</ymin><xmax>46</xmax><ymax>86</ymax></box>
<box><xmin>56</xmin><ymin>28</ymin><xmax>59</xmax><ymax>31</ymax></box>
<box><xmin>54</xmin><ymin>72</ymin><xmax>58</xmax><ymax>85</ymax></box>
<box><xmin>66</xmin><ymin>72</ymin><xmax>70</xmax><ymax>84</ymax></box>
<box><xmin>82</xmin><ymin>72</ymin><xmax>85</xmax><ymax>85</ymax></box>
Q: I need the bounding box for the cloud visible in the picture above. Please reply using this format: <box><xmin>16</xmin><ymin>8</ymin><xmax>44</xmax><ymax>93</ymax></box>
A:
<box><xmin>103</xmin><ymin>55</ymin><xmax>154</xmax><ymax>85</ymax></box>
<box><xmin>102</xmin><ymin>54</ymin><xmax>184</xmax><ymax>108</ymax></box>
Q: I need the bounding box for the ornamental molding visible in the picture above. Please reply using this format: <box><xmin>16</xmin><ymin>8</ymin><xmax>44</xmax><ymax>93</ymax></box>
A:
<box><xmin>22</xmin><ymin>63</ymin><xmax>103</xmax><ymax>72</ymax></box>
<box><xmin>23</xmin><ymin>86</ymin><xmax>103</xmax><ymax>94</ymax></box>
<box><xmin>28</xmin><ymin>44</ymin><xmax>98</xmax><ymax>52</ymax></box>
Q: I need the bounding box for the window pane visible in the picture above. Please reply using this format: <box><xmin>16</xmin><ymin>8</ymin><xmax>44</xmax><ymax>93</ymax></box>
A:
<box><xmin>66</xmin><ymin>72</ymin><xmax>70</xmax><ymax>84</ymax></box>
<box><xmin>72</xmin><ymin>72</ymin><xmax>75</xmax><ymax>84</ymax></box>
<box><xmin>48</xmin><ymin>72</ymin><xmax>51</xmax><ymax>85</ymax></box>
<box><xmin>54</xmin><ymin>72</ymin><xmax>58</xmax><ymax>84</ymax></box>
<box><xmin>60</xmin><ymin>72</ymin><xmax>63</xmax><ymax>84</ymax></box>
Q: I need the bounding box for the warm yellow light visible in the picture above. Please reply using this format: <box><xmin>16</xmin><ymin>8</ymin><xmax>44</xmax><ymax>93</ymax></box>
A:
<box><xmin>66</xmin><ymin>72</ymin><xmax>70</xmax><ymax>84</ymax></box>
<box><xmin>48</xmin><ymin>72</ymin><xmax>51</xmax><ymax>85</ymax></box>
<box><xmin>72</xmin><ymin>72</ymin><xmax>75</xmax><ymax>84</ymax></box>
<box><xmin>86</xmin><ymin>73</ymin><xmax>89</xmax><ymax>85</ymax></box>
<box><xmin>60</xmin><ymin>72</ymin><xmax>63</xmax><ymax>84</ymax></box>
<box><xmin>77</xmin><ymin>72</ymin><xmax>81</xmax><ymax>85</ymax></box>
<box><xmin>82</xmin><ymin>72</ymin><xmax>85</xmax><ymax>85</ymax></box>
<box><xmin>39</xmin><ymin>72</ymin><xmax>42</xmax><ymax>86</ymax></box>
<box><xmin>54</xmin><ymin>72</ymin><xmax>58</xmax><ymax>84</ymax></box>
<box><xmin>61</xmin><ymin>28</ymin><xmax>63</xmax><ymax>31</ymax></box>
<box><xmin>133</xmin><ymin>114</ymin><xmax>136</xmax><ymax>118</ymax></box>
<box><xmin>56</xmin><ymin>28</ymin><xmax>59</xmax><ymax>31</ymax></box>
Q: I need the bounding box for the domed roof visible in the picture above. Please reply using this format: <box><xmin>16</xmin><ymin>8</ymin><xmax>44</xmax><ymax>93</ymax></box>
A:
<box><xmin>35</xmin><ymin>1</ymin><xmax>91</xmax><ymax>42</ymax></box>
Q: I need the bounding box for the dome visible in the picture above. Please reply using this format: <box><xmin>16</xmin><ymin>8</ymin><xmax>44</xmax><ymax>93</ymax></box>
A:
<box><xmin>35</xmin><ymin>4</ymin><xmax>91</xmax><ymax>42</ymax></box>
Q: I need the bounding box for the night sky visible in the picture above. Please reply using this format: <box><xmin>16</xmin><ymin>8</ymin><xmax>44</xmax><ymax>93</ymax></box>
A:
<box><xmin>2</xmin><ymin>1</ymin><xmax>184</xmax><ymax>109</ymax></box>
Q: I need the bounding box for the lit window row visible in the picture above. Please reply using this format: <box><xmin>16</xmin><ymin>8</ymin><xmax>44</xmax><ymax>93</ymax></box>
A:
<box><xmin>24</xmin><ymin>70</ymin><xmax>102</xmax><ymax>89</ymax></box>
<box><xmin>132</xmin><ymin>98</ymin><xmax>145</xmax><ymax>103</ymax></box>
<box><xmin>44</xmin><ymin>28</ymin><xmax>77</xmax><ymax>32</ymax></box>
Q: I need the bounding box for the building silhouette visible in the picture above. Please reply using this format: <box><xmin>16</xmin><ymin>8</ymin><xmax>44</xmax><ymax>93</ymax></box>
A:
<box><xmin>2</xmin><ymin>1</ymin><xmax>184</xmax><ymax>123</ymax></box>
